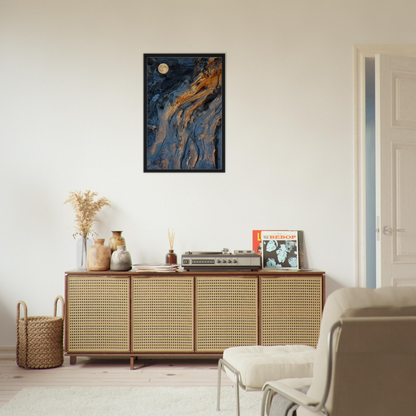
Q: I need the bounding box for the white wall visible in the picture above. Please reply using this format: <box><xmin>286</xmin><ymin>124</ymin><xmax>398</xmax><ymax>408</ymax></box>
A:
<box><xmin>1</xmin><ymin>0</ymin><xmax>416</xmax><ymax>346</ymax></box>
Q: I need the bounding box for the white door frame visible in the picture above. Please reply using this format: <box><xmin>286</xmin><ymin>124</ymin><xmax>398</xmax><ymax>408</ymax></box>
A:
<box><xmin>353</xmin><ymin>45</ymin><xmax>416</xmax><ymax>287</ymax></box>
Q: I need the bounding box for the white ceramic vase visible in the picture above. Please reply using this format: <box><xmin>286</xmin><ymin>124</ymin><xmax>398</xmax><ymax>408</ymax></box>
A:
<box><xmin>110</xmin><ymin>245</ymin><xmax>132</xmax><ymax>271</ymax></box>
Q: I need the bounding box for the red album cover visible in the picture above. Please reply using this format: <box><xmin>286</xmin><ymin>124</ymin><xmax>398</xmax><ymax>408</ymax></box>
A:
<box><xmin>252</xmin><ymin>230</ymin><xmax>263</xmax><ymax>256</ymax></box>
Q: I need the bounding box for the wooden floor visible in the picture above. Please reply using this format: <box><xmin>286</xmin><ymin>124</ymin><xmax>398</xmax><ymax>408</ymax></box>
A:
<box><xmin>0</xmin><ymin>354</ymin><xmax>234</xmax><ymax>408</ymax></box>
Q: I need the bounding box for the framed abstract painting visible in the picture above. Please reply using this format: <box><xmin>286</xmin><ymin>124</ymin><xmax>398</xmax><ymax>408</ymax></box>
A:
<box><xmin>144</xmin><ymin>53</ymin><xmax>225</xmax><ymax>172</ymax></box>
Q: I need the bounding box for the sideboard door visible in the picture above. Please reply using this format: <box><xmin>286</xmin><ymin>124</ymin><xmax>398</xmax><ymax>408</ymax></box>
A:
<box><xmin>67</xmin><ymin>276</ymin><xmax>130</xmax><ymax>352</ymax></box>
<box><xmin>131</xmin><ymin>276</ymin><xmax>194</xmax><ymax>352</ymax></box>
<box><xmin>195</xmin><ymin>276</ymin><xmax>258</xmax><ymax>352</ymax></box>
<box><xmin>260</xmin><ymin>275</ymin><xmax>322</xmax><ymax>347</ymax></box>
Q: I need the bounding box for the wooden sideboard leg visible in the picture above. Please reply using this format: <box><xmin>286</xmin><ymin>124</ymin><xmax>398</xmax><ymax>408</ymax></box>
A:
<box><xmin>70</xmin><ymin>356</ymin><xmax>77</xmax><ymax>365</ymax></box>
<box><xmin>130</xmin><ymin>356</ymin><xmax>135</xmax><ymax>370</ymax></box>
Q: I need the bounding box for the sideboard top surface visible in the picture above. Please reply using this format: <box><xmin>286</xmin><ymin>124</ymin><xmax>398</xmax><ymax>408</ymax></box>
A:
<box><xmin>65</xmin><ymin>269</ymin><xmax>325</xmax><ymax>276</ymax></box>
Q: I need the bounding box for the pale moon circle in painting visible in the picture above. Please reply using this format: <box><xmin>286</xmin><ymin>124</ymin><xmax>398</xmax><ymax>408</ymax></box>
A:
<box><xmin>158</xmin><ymin>63</ymin><xmax>169</xmax><ymax>74</ymax></box>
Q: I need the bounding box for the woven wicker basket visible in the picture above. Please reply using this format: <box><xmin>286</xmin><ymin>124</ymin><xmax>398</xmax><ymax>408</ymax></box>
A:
<box><xmin>16</xmin><ymin>295</ymin><xmax>65</xmax><ymax>369</ymax></box>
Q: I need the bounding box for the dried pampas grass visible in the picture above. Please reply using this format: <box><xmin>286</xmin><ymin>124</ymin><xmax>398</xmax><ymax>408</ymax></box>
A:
<box><xmin>64</xmin><ymin>190</ymin><xmax>111</xmax><ymax>238</ymax></box>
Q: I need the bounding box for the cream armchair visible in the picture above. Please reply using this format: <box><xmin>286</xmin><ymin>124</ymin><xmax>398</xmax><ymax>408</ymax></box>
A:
<box><xmin>261</xmin><ymin>286</ymin><xmax>416</xmax><ymax>416</ymax></box>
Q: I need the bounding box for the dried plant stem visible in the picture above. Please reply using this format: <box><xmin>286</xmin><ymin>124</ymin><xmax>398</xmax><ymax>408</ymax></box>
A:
<box><xmin>64</xmin><ymin>190</ymin><xmax>111</xmax><ymax>239</ymax></box>
<box><xmin>168</xmin><ymin>228</ymin><xmax>175</xmax><ymax>250</ymax></box>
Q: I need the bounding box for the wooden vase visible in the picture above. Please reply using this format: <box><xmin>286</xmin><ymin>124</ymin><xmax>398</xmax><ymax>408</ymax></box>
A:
<box><xmin>86</xmin><ymin>239</ymin><xmax>111</xmax><ymax>271</ymax></box>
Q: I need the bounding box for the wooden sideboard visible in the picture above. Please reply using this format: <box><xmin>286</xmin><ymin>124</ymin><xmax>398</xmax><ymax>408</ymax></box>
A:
<box><xmin>65</xmin><ymin>270</ymin><xmax>325</xmax><ymax>369</ymax></box>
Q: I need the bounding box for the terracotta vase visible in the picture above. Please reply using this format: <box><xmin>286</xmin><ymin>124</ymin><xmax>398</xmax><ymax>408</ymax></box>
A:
<box><xmin>86</xmin><ymin>239</ymin><xmax>111</xmax><ymax>271</ymax></box>
<box><xmin>108</xmin><ymin>231</ymin><xmax>126</xmax><ymax>253</ymax></box>
<box><xmin>165</xmin><ymin>249</ymin><xmax>177</xmax><ymax>265</ymax></box>
<box><xmin>110</xmin><ymin>246</ymin><xmax>132</xmax><ymax>271</ymax></box>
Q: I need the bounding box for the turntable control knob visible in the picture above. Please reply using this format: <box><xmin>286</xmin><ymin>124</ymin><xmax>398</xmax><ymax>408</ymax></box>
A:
<box><xmin>222</xmin><ymin>248</ymin><xmax>229</xmax><ymax>254</ymax></box>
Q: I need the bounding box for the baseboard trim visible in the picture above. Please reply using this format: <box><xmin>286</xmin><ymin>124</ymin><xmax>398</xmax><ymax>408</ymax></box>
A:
<box><xmin>0</xmin><ymin>346</ymin><xmax>15</xmax><ymax>359</ymax></box>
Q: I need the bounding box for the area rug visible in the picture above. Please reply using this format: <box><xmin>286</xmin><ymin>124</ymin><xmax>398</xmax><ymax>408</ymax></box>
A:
<box><xmin>0</xmin><ymin>386</ymin><xmax>263</xmax><ymax>416</ymax></box>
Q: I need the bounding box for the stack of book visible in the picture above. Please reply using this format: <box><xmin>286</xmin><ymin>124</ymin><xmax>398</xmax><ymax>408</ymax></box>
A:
<box><xmin>131</xmin><ymin>264</ymin><xmax>179</xmax><ymax>272</ymax></box>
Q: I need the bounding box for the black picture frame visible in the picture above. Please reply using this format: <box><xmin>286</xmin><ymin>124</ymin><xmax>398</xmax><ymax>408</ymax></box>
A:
<box><xmin>144</xmin><ymin>53</ymin><xmax>225</xmax><ymax>172</ymax></box>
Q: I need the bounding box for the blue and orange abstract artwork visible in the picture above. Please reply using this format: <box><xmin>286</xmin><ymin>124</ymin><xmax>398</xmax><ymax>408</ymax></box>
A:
<box><xmin>144</xmin><ymin>54</ymin><xmax>225</xmax><ymax>172</ymax></box>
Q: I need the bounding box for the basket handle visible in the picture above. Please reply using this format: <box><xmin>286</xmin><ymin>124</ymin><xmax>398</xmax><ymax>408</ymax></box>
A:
<box><xmin>16</xmin><ymin>300</ymin><xmax>28</xmax><ymax>368</ymax></box>
<box><xmin>17</xmin><ymin>300</ymin><xmax>28</xmax><ymax>323</ymax></box>
<box><xmin>53</xmin><ymin>295</ymin><xmax>65</xmax><ymax>320</ymax></box>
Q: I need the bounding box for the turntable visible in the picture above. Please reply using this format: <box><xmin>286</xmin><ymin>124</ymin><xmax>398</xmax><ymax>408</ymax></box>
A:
<box><xmin>181</xmin><ymin>248</ymin><xmax>261</xmax><ymax>271</ymax></box>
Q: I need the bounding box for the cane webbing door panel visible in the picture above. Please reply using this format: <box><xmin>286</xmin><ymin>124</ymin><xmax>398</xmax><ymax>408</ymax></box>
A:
<box><xmin>132</xmin><ymin>276</ymin><xmax>194</xmax><ymax>352</ymax></box>
<box><xmin>260</xmin><ymin>276</ymin><xmax>322</xmax><ymax>347</ymax></box>
<box><xmin>67</xmin><ymin>276</ymin><xmax>130</xmax><ymax>352</ymax></box>
<box><xmin>195</xmin><ymin>276</ymin><xmax>258</xmax><ymax>352</ymax></box>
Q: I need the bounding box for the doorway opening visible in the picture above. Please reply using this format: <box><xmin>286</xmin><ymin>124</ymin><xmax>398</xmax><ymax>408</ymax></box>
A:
<box><xmin>365</xmin><ymin>58</ymin><xmax>376</xmax><ymax>289</ymax></box>
<box><xmin>354</xmin><ymin>45</ymin><xmax>416</xmax><ymax>288</ymax></box>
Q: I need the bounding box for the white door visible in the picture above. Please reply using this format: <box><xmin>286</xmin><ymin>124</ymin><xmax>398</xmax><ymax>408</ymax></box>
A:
<box><xmin>376</xmin><ymin>54</ymin><xmax>416</xmax><ymax>287</ymax></box>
